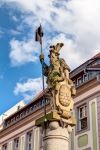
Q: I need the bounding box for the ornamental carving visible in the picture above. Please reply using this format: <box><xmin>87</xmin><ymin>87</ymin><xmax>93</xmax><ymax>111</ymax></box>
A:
<box><xmin>59</xmin><ymin>84</ymin><xmax>71</xmax><ymax>107</ymax></box>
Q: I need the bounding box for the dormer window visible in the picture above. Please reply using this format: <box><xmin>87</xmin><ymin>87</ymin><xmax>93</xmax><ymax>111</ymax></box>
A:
<box><xmin>83</xmin><ymin>73</ymin><xmax>88</xmax><ymax>82</ymax></box>
<box><xmin>77</xmin><ymin>77</ymin><xmax>83</xmax><ymax>86</ymax></box>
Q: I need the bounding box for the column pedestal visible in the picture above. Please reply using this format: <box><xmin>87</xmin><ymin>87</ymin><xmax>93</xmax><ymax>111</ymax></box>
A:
<box><xmin>35</xmin><ymin>111</ymin><xmax>75</xmax><ymax>150</ymax></box>
<box><xmin>43</xmin><ymin>121</ymin><xmax>71</xmax><ymax>150</ymax></box>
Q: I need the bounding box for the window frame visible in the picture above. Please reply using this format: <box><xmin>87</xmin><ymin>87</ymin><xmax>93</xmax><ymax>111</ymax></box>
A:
<box><xmin>77</xmin><ymin>76</ymin><xmax>83</xmax><ymax>86</ymax></box>
<box><xmin>83</xmin><ymin>73</ymin><xmax>89</xmax><ymax>82</ymax></box>
<box><xmin>26</xmin><ymin>130</ymin><xmax>33</xmax><ymax>150</ymax></box>
<box><xmin>77</xmin><ymin>103</ymin><xmax>88</xmax><ymax>132</ymax></box>
<box><xmin>13</xmin><ymin>137</ymin><xmax>20</xmax><ymax>150</ymax></box>
<box><xmin>2</xmin><ymin>143</ymin><xmax>8</xmax><ymax>150</ymax></box>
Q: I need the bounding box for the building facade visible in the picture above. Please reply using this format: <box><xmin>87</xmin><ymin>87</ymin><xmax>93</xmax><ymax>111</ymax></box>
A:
<box><xmin>0</xmin><ymin>92</ymin><xmax>51</xmax><ymax>150</ymax></box>
<box><xmin>0</xmin><ymin>53</ymin><xmax>100</xmax><ymax>150</ymax></box>
<box><xmin>0</xmin><ymin>101</ymin><xmax>25</xmax><ymax>130</ymax></box>
<box><xmin>70</xmin><ymin>53</ymin><xmax>100</xmax><ymax>150</ymax></box>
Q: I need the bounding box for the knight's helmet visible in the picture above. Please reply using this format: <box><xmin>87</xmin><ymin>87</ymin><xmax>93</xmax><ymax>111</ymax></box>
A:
<box><xmin>48</xmin><ymin>43</ymin><xmax>64</xmax><ymax>57</ymax></box>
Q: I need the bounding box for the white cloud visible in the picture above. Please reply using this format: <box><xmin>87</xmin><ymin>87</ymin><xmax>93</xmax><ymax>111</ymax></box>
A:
<box><xmin>10</xmin><ymin>29</ymin><xmax>21</xmax><ymax>35</ymax></box>
<box><xmin>9</xmin><ymin>39</ymin><xmax>40</xmax><ymax>66</ymax></box>
<box><xmin>14</xmin><ymin>77</ymin><xmax>46</xmax><ymax>101</ymax></box>
<box><xmin>2</xmin><ymin>0</ymin><xmax>100</xmax><ymax>68</ymax></box>
<box><xmin>50</xmin><ymin>33</ymin><xmax>82</xmax><ymax>69</ymax></box>
<box><xmin>1</xmin><ymin>0</ymin><xmax>100</xmax><ymax>102</ymax></box>
<box><xmin>12</xmin><ymin>15</ymin><xmax>18</xmax><ymax>22</ymax></box>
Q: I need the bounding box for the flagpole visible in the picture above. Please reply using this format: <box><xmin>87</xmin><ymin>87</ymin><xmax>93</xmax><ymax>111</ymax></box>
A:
<box><xmin>40</xmin><ymin>35</ymin><xmax>47</xmax><ymax>118</ymax></box>
<box><xmin>35</xmin><ymin>24</ymin><xmax>47</xmax><ymax>118</ymax></box>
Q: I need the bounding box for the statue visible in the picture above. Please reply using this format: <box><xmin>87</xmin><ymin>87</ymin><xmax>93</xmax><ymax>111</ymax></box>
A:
<box><xmin>35</xmin><ymin>26</ymin><xmax>76</xmax><ymax>150</ymax></box>
<box><xmin>40</xmin><ymin>43</ymin><xmax>76</xmax><ymax>120</ymax></box>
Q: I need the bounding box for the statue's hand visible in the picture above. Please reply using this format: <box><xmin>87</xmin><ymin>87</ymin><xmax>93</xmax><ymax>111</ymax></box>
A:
<box><xmin>39</xmin><ymin>53</ymin><xmax>44</xmax><ymax>62</ymax></box>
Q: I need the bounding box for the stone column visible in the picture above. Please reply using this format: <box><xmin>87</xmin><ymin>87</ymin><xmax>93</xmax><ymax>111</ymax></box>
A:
<box><xmin>43</xmin><ymin>121</ymin><xmax>72</xmax><ymax>150</ymax></box>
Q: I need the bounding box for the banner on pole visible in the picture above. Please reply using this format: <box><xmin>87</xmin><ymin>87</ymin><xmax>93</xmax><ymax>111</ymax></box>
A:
<box><xmin>35</xmin><ymin>25</ymin><xmax>43</xmax><ymax>44</ymax></box>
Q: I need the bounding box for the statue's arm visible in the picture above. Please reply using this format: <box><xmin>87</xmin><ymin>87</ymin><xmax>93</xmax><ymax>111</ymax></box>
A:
<box><xmin>39</xmin><ymin>54</ymin><xmax>49</xmax><ymax>76</ymax></box>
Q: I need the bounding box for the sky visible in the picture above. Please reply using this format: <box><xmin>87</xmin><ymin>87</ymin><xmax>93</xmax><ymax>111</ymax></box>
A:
<box><xmin>0</xmin><ymin>0</ymin><xmax>100</xmax><ymax>114</ymax></box>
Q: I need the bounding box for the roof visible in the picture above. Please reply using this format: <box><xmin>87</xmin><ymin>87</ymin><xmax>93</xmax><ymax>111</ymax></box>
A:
<box><xmin>86</xmin><ymin>64</ymin><xmax>100</xmax><ymax>69</ymax></box>
<box><xmin>92</xmin><ymin>52</ymin><xmax>100</xmax><ymax>59</ymax></box>
<box><xmin>70</xmin><ymin>53</ymin><xmax>100</xmax><ymax>78</ymax></box>
<box><xmin>0</xmin><ymin>100</ymin><xmax>25</xmax><ymax>124</ymax></box>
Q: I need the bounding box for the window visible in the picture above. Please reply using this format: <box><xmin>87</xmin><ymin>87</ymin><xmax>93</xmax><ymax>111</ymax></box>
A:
<box><xmin>77</xmin><ymin>104</ymin><xmax>87</xmax><ymax>131</ymax></box>
<box><xmin>83</xmin><ymin>73</ymin><xmax>88</xmax><ymax>82</ymax></box>
<box><xmin>14</xmin><ymin>138</ymin><xmax>20</xmax><ymax>150</ymax></box>
<box><xmin>27</xmin><ymin>131</ymin><xmax>32</xmax><ymax>150</ymax></box>
<box><xmin>77</xmin><ymin>77</ymin><xmax>83</xmax><ymax>86</ymax></box>
<box><xmin>2</xmin><ymin>144</ymin><xmax>7</xmax><ymax>150</ymax></box>
<box><xmin>88</xmin><ymin>71</ymin><xmax>97</xmax><ymax>79</ymax></box>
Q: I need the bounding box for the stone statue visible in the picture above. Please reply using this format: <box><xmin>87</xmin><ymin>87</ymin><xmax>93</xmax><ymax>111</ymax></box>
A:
<box><xmin>40</xmin><ymin>43</ymin><xmax>76</xmax><ymax>121</ymax></box>
<box><xmin>35</xmin><ymin>26</ymin><xmax>76</xmax><ymax>150</ymax></box>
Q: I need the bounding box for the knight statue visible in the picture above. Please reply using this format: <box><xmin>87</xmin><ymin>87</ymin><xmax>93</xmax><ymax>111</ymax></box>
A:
<box><xmin>39</xmin><ymin>43</ymin><xmax>76</xmax><ymax>121</ymax></box>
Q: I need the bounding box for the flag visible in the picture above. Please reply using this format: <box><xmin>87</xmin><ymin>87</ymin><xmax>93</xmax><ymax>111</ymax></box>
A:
<box><xmin>35</xmin><ymin>24</ymin><xmax>43</xmax><ymax>44</ymax></box>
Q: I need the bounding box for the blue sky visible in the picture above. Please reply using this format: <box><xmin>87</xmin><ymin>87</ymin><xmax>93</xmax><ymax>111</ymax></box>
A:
<box><xmin>0</xmin><ymin>0</ymin><xmax>100</xmax><ymax>114</ymax></box>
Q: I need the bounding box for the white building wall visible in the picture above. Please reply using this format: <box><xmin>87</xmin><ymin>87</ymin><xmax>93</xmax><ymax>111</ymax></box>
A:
<box><xmin>0</xmin><ymin>120</ymin><xmax>41</xmax><ymax>150</ymax></box>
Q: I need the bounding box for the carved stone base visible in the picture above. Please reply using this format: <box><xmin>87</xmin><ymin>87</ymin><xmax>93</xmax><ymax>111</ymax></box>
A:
<box><xmin>35</xmin><ymin>111</ymin><xmax>76</xmax><ymax>127</ymax></box>
<box><xmin>43</xmin><ymin>121</ymin><xmax>72</xmax><ymax>150</ymax></box>
<box><xmin>35</xmin><ymin>111</ymin><xmax>75</xmax><ymax>150</ymax></box>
